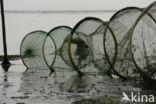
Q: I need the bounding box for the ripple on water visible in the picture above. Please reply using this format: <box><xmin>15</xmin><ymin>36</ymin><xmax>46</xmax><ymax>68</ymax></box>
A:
<box><xmin>0</xmin><ymin>60</ymin><xmax>141</xmax><ymax>104</ymax></box>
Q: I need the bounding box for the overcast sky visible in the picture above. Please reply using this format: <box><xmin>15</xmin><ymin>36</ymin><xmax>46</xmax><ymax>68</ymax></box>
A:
<box><xmin>0</xmin><ymin>0</ymin><xmax>156</xmax><ymax>55</ymax></box>
<box><xmin>4</xmin><ymin>0</ymin><xmax>155</xmax><ymax>11</ymax></box>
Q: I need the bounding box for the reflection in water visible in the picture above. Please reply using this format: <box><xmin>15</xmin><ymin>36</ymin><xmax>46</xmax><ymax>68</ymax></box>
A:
<box><xmin>0</xmin><ymin>65</ymin><xmax>9</xmax><ymax>104</ymax></box>
<box><xmin>1</xmin><ymin>63</ymin><xmax>9</xmax><ymax>82</ymax></box>
<box><xmin>0</xmin><ymin>60</ymin><xmax>146</xmax><ymax>104</ymax></box>
<box><xmin>2</xmin><ymin>63</ymin><xmax>11</xmax><ymax>73</ymax></box>
<box><xmin>3</xmin><ymin>74</ymin><xmax>7</xmax><ymax>82</ymax></box>
<box><xmin>59</xmin><ymin>75</ymin><xmax>88</xmax><ymax>93</ymax></box>
<box><xmin>1</xmin><ymin>63</ymin><xmax>11</xmax><ymax>82</ymax></box>
<box><xmin>0</xmin><ymin>63</ymin><xmax>25</xmax><ymax>104</ymax></box>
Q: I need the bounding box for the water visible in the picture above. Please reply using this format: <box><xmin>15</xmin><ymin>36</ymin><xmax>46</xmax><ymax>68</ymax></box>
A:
<box><xmin>0</xmin><ymin>11</ymin><xmax>114</xmax><ymax>55</ymax></box>
<box><xmin>0</xmin><ymin>60</ymin><xmax>141</xmax><ymax>104</ymax></box>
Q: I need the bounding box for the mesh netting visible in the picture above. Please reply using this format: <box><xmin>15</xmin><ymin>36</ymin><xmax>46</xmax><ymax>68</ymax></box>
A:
<box><xmin>128</xmin><ymin>2</ymin><xmax>156</xmax><ymax>80</ymax></box>
<box><xmin>103</xmin><ymin>7</ymin><xmax>145</xmax><ymax>79</ymax></box>
<box><xmin>68</xmin><ymin>31</ymin><xmax>92</xmax><ymax>70</ymax></box>
<box><xmin>20</xmin><ymin>31</ymin><xmax>52</xmax><ymax>70</ymax></box>
<box><xmin>68</xmin><ymin>17</ymin><xmax>114</xmax><ymax>74</ymax></box>
<box><xmin>19</xmin><ymin>1</ymin><xmax>156</xmax><ymax>80</ymax></box>
<box><xmin>90</xmin><ymin>21</ymin><xmax>118</xmax><ymax>75</ymax></box>
<box><xmin>43</xmin><ymin>26</ymin><xmax>73</xmax><ymax>69</ymax></box>
<box><xmin>104</xmin><ymin>5</ymin><xmax>156</xmax><ymax>80</ymax></box>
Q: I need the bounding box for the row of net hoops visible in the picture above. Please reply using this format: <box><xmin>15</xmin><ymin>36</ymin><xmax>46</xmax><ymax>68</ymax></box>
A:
<box><xmin>20</xmin><ymin>1</ymin><xmax>156</xmax><ymax>80</ymax></box>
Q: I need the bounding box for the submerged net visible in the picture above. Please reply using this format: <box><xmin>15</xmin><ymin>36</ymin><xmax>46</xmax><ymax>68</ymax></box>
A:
<box><xmin>20</xmin><ymin>31</ymin><xmax>52</xmax><ymax>70</ymax></box>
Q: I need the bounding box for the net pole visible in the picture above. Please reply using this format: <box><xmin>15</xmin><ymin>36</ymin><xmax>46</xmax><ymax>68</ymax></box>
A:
<box><xmin>0</xmin><ymin>0</ymin><xmax>10</xmax><ymax>66</ymax></box>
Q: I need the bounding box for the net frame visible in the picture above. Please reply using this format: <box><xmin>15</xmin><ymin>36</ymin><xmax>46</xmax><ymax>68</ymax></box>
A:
<box><xmin>68</xmin><ymin>17</ymin><xmax>117</xmax><ymax>76</ymax></box>
<box><xmin>103</xmin><ymin>7</ymin><xmax>144</xmax><ymax>80</ymax></box>
<box><xmin>20</xmin><ymin>30</ymin><xmax>51</xmax><ymax>71</ymax></box>
<box><xmin>43</xmin><ymin>26</ymin><xmax>73</xmax><ymax>69</ymax></box>
<box><xmin>104</xmin><ymin>6</ymin><xmax>156</xmax><ymax>80</ymax></box>
<box><xmin>89</xmin><ymin>21</ymin><xmax>118</xmax><ymax>75</ymax></box>
<box><xmin>128</xmin><ymin>2</ymin><xmax>156</xmax><ymax>76</ymax></box>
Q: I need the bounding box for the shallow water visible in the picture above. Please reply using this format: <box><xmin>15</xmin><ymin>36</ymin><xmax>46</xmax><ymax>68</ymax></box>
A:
<box><xmin>0</xmin><ymin>60</ymin><xmax>143</xmax><ymax>104</ymax></box>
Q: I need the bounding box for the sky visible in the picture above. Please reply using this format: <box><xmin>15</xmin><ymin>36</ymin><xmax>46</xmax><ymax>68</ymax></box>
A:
<box><xmin>4</xmin><ymin>0</ymin><xmax>156</xmax><ymax>11</ymax></box>
<box><xmin>0</xmin><ymin>0</ymin><xmax>156</xmax><ymax>55</ymax></box>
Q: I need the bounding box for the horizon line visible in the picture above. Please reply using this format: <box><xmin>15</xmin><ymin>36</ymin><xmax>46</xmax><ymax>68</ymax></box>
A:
<box><xmin>3</xmin><ymin>10</ymin><xmax>117</xmax><ymax>14</ymax></box>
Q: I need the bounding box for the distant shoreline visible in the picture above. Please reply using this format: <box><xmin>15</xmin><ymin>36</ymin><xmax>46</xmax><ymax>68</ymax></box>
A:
<box><xmin>4</xmin><ymin>10</ymin><xmax>117</xmax><ymax>14</ymax></box>
<box><xmin>0</xmin><ymin>55</ymin><xmax>20</xmax><ymax>61</ymax></box>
